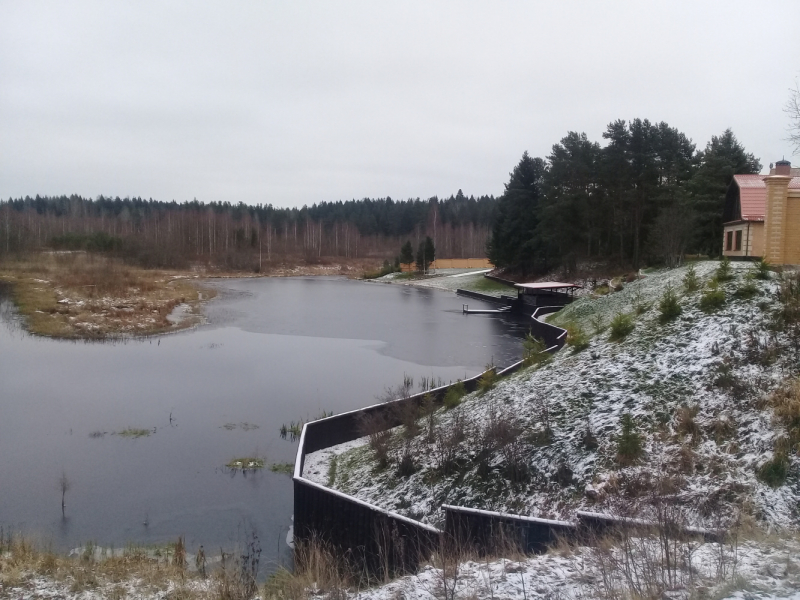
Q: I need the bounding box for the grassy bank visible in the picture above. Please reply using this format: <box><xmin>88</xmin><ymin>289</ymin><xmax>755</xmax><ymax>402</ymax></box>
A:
<box><xmin>4</xmin><ymin>528</ymin><xmax>798</xmax><ymax>599</ymax></box>
<box><xmin>313</xmin><ymin>261</ymin><xmax>800</xmax><ymax>533</ymax></box>
<box><xmin>0</xmin><ymin>253</ymin><xmax>210</xmax><ymax>338</ymax></box>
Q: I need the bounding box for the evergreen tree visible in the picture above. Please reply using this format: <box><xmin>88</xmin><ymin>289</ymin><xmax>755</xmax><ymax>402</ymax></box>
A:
<box><xmin>400</xmin><ymin>240</ymin><xmax>414</xmax><ymax>264</ymax></box>
<box><xmin>487</xmin><ymin>152</ymin><xmax>548</xmax><ymax>275</ymax></box>
<box><xmin>599</xmin><ymin>119</ymin><xmax>697</xmax><ymax>267</ymax></box>
<box><xmin>690</xmin><ymin>129</ymin><xmax>761</xmax><ymax>255</ymax></box>
<box><xmin>539</xmin><ymin>132</ymin><xmax>602</xmax><ymax>270</ymax></box>
<box><xmin>415</xmin><ymin>236</ymin><xmax>435</xmax><ymax>272</ymax></box>
<box><xmin>616</xmin><ymin>413</ymin><xmax>643</xmax><ymax>464</ymax></box>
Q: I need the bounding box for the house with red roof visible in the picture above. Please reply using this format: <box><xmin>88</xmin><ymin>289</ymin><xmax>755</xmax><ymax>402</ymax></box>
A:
<box><xmin>722</xmin><ymin>159</ymin><xmax>800</xmax><ymax>264</ymax></box>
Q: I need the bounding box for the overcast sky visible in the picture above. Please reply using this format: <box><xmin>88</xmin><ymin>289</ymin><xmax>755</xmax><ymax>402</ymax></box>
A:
<box><xmin>1</xmin><ymin>1</ymin><xmax>798</xmax><ymax>208</ymax></box>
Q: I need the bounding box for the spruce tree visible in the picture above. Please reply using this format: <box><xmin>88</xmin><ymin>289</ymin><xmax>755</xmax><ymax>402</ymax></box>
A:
<box><xmin>690</xmin><ymin>129</ymin><xmax>761</xmax><ymax>255</ymax></box>
<box><xmin>415</xmin><ymin>236</ymin><xmax>435</xmax><ymax>272</ymax></box>
<box><xmin>400</xmin><ymin>240</ymin><xmax>414</xmax><ymax>265</ymax></box>
<box><xmin>487</xmin><ymin>152</ymin><xmax>547</xmax><ymax>275</ymax></box>
<box><xmin>616</xmin><ymin>413</ymin><xmax>643</xmax><ymax>464</ymax></box>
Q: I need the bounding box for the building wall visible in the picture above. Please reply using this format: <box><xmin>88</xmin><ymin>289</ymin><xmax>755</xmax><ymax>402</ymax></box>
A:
<box><xmin>784</xmin><ymin>191</ymin><xmax>800</xmax><ymax>265</ymax></box>
<box><xmin>722</xmin><ymin>222</ymin><xmax>763</xmax><ymax>258</ymax></box>
<box><xmin>752</xmin><ymin>222</ymin><xmax>765</xmax><ymax>257</ymax></box>
<box><xmin>764</xmin><ymin>175</ymin><xmax>792</xmax><ymax>265</ymax></box>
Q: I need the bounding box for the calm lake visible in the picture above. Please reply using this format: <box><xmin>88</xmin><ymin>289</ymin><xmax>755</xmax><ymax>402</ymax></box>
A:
<box><xmin>0</xmin><ymin>276</ymin><xmax>529</xmax><ymax>568</ymax></box>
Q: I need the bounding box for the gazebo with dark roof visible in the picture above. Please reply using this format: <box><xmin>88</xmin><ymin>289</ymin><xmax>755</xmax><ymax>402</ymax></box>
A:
<box><xmin>514</xmin><ymin>281</ymin><xmax>580</xmax><ymax>309</ymax></box>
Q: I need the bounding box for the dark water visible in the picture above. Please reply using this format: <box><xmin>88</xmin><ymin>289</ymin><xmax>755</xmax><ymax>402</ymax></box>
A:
<box><xmin>0</xmin><ymin>277</ymin><xmax>528</xmax><ymax>567</ymax></box>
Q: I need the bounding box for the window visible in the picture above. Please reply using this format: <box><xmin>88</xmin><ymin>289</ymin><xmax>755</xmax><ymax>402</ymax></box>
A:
<box><xmin>735</xmin><ymin>230</ymin><xmax>742</xmax><ymax>251</ymax></box>
<box><xmin>726</xmin><ymin>231</ymin><xmax>733</xmax><ymax>251</ymax></box>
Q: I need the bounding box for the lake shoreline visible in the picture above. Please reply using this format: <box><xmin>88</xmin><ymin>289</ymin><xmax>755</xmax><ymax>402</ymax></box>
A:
<box><xmin>0</xmin><ymin>254</ymin><xmax>383</xmax><ymax>339</ymax></box>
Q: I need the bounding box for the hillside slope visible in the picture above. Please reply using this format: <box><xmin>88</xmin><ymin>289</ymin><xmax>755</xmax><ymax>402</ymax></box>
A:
<box><xmin>308</xmin><ymin>261</ymin><xmax>800</xmax><ymax>532</ymax></box>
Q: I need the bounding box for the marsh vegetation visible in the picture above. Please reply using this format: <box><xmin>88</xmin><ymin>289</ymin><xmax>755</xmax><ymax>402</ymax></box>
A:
<box><xmin>0</xmin><ymin>252</ymin><xmax>208</xmax><ymax>337</ymax></box>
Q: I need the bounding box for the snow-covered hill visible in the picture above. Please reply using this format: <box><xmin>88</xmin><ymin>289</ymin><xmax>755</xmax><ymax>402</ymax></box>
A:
<box><xmin>307</xmin><ymin>261</ymin><xmax>799</xmax><ymax>532</ymax></box>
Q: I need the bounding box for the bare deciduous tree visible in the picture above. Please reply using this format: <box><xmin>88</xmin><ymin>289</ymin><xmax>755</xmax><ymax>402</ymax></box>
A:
<box><xmin>787</xmin><ymin>80</ymin><xmax>800</xmax><ymax>156</ymax></box>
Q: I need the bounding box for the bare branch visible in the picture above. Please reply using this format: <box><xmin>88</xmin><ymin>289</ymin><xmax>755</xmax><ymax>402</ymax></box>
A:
<box><xmin>786</xmin><ymin>80</ymin><xmax>800</xmax><ymax>156</ymax></box>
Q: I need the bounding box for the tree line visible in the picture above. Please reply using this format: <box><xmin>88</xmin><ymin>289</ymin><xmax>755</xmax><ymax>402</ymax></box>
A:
<box><xmin>0</xmin><ymin>192</ymin><xmax>494</xmax><ymax>270</ymax></box>
<box><xmin>1</xmin><ymin>119</ymin><xmax>762</xmax><ymax>275</ymax></box>
<box><xmin>488</xmin><ymin>123</ymin><xmax>761</xmax><ymax>275</ymax></box>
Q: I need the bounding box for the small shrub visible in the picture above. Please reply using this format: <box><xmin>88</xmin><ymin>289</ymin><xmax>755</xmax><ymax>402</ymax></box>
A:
<box><xmin>432</xmin><ymin>410</ymin><xmax>467</xmax><ymax>474</ymax></box>
<box><xmin>581</xmin><ymin>423</ymin><xmax>598</xmax><ymax>450</ymax></box>
<box><xmin>755</xmin><ymin>258</ymin><xmax>772</xmax><ymax>280</ymax></box>
<box><xmin>528</xmin><ymin>426</ymin><xmax>553</xmax><ymax>447</ymax></box>
<box><xmin>477</xmin><ymin>366</ymin><xmax>497</xmax><ymax>394</ymax></box>
<box><xmin>716</xmin><ymin>256</ymin><xmax>734</xmax><ymax>282</ymax></box>
<box><xmin>566</xmin><ymin>322</ymin><xmax>590</xmax><ymax>352</ymax></box>
<box><xmin>327</xmin><ymin>455</ymin><xmax>338</xmax><ymax>486</ymax></box>
<box><xmin>553</xmin><ymin>463</ymin><xmax>574</xmax><ymax>487</ymax></box>
<box><xmin>421</xmin><ymin>393</ymin><xmax>437</xmax><ymax>441</ymax></box>
<box><xmin>758</xmin><ymin>451</ymin><xmax>789</xmax><ymax>488</ymax></box>
<box><xmin>675</xmin><ymin>443</ymin><xmax>696</xmax><ymax>474</ymax></box>
<box><xmin>707</xmin><ymin>415</ymin><xmax>736</xmax><ymax>445</ymax></box>
<box><xmin>699</xmin><ymin>281</ymin><xmax>726</xmax><ymax>312</ymax></box>
<box><xmin>658</xmin><ymin>285</ymin><xmax>682</xmax><ymax>324</ymax></box>
<box><xmin>594</xmin><ymin>283</ymin><xmax>611</xmax><ymax>296</ymax></box>
<box><xmin>397</xmin><ymin>449</ymin><xmax>417</xmax><ymax>477</ymax></box>
<box><xmin>772</xmin><ymin>381</ymin><xmax>800</xmax><ymax>450</ymax></box>
<box><xmin>616</xmin><ymin>413</ymin><xmax>643</xmax><ymax>465</ymax></box>
<box><xmin>443</xmin><ymin>380</ymin><xmax>467</xmax><ymax>410</ymax></box>
<box><xmin>590</xmin><ymin>313</ymin><xmax>606</xmax><ymax>334</ymax></box>
<box><xmin>734</xmin><ymin>277</ymin><xmax>758</xmax><ymax>300</ymax></box>
<box><xmin>608</xmin><ymin>312</ymin><xmax>634</xmax><ymax>342</ymax></box>
<box><xmin>358</xmin><ymin>411</ymin><xmax>392</xmax><ymax>469</ymax></box>
<box><xmin>713</xmin><ymin>358</ymin><xmax>736</xmax><ymax>389</ymax></box>
<box><xmin>675</xmin><ymin>404</ymin><xmax>700</xmax><ymax>440</ymax></box>
<box><xmin>395</xmin><ymin>400</ymin><xmax>421</xmax><ymax>440</ymax></box>
<box><xmin>632</xmin><ymin>289</ymin><xmax>650</xmax><ymax>315</ymax></box>
<box><xmin>683</xmin><ymin>263</ymin><xmax>700</xmax><ymax>293</ymax></box>
<box><xmin>523</xmin><ymin>332</ymin><xmax>551</xmax><ymax>367</ymax></box>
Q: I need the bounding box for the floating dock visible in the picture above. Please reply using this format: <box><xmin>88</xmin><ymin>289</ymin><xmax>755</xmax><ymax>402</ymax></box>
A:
<box><xmin>461</xmin><ymin>304</ymin><xmax>511</xmax><ymax>314</ymax></box>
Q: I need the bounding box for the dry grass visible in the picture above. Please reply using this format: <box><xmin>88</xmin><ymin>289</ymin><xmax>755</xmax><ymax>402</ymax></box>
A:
<box><xmin>263</xmin><ymin>536</ymin><xmax>355</xmax><ymax>600</ymax></box>
<box><xmin>0</xmin><ymin>533</ymin><xmax>209</xmax><ymax>599</ymax></box>
<box><xmin>0</xmin><ymin>252</ymin><xmax>212</xmax><ymax>338</ymax></box>
<box><xmin>771</xmin><ymin>379</ymin><xmax>800</xmax><ymax>452</ymax></box>
<box><xmin>674</xmin><ymin>404</ymin><xmax>701</xmax><ymax>442</ymax></box>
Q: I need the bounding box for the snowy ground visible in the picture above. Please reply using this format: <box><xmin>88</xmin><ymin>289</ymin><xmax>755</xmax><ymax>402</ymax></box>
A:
<box><xmin>377</xmin><ymin>269</ymin><xmax>512</xmax><ymax>296</ymax></box>
<box><xmin>304</xmin><ymin>438</ymin><xmax>369</xmax><ymax>486</ymax></box>
<box><xmin>5</xmin><ymin>538</ymin><xmax>799</xmax><ymax>599</ymax></box>
<box><xmin>1</xmin><ymin>575</ymin><xmax>213</xmax><ymax>600</ymax></box>
<box><xmin>308</xmin><ymin>261</ymin><xmax>800</xmax><ymax>532</ymax></box>
<box><xmin>348</xmin><ymin>537</ymin><xmax>800</xmax><ymax>600</ymax></box>
<box><xmin>5</xmin><ymin>536</ymin><xmax>800</xmax><ymax>599</ymax></box>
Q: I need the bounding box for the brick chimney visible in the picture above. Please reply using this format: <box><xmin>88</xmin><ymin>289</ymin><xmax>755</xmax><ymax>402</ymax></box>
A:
<box><xmin>775</xmin><ymin>159</ymin><xmax>792</xmax><ymax>176</ymax></box>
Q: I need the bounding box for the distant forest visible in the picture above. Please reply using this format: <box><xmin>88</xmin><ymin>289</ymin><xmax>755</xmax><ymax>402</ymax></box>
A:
<box><xmin>0</xmin><ymin>192</ymin><xmax>495</xmax><ymax>270</ymax></box>
<box><xmin>0</xmin><ymin>119</ymin><xmax>761</xmax><ymax>274</ymax></box>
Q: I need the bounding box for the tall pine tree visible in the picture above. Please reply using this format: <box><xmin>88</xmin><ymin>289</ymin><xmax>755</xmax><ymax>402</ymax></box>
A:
<box><xmin>487</xmin><ymin>152</ymin><xmax>548</xmax><ymax>275</ymax></box>
<box><xmin>690</xmin><ymin>129</ymin><xmax>761</xmax><ymax>255</ymax></box>
<box><xmin>538</xmin><ymin>132</ymin><xmax>602</xmax><ymax>271</ymax></box>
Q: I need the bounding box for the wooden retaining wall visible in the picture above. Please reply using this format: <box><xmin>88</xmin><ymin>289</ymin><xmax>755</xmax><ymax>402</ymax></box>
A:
<box><xmin>443</xmin><ymin>505</ymin><xmax>577</xmax><ymax>555</ymax></box>
<box><xmin>292</xmin><ymin>305</ymin><xmax>569</xmax><ymax>574</ymax></box>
